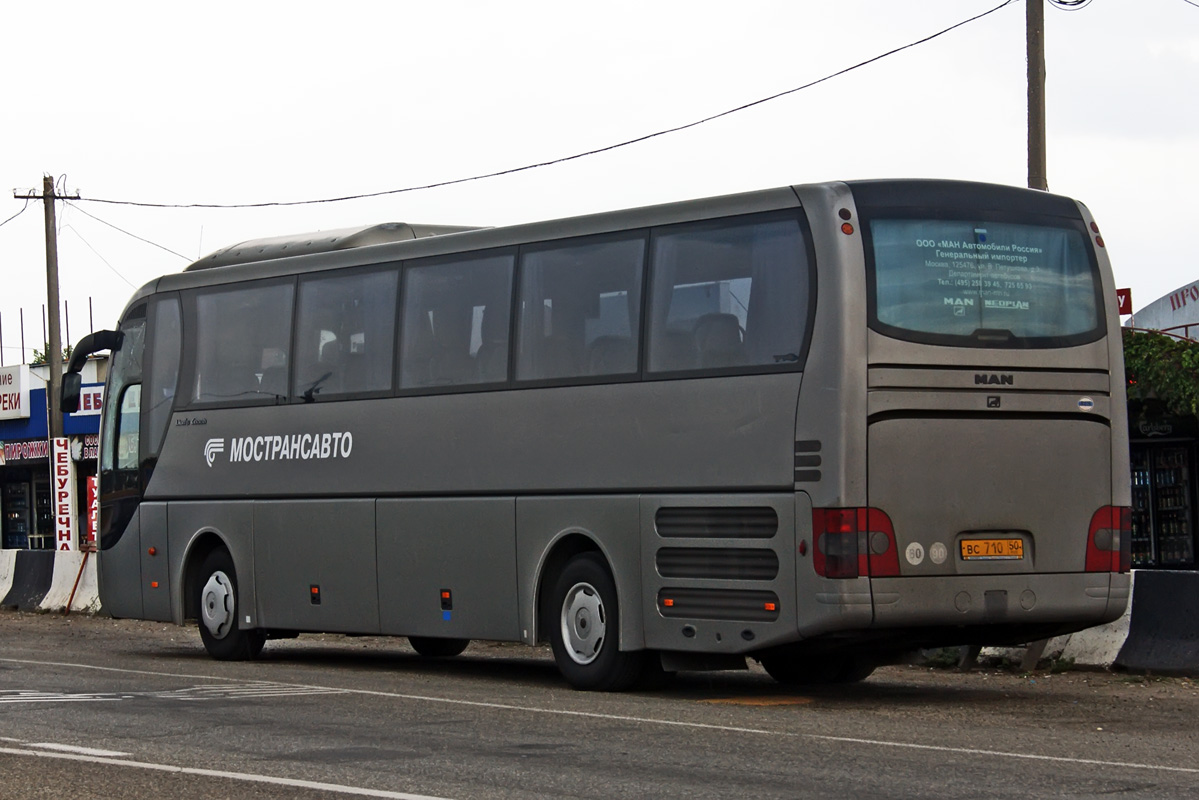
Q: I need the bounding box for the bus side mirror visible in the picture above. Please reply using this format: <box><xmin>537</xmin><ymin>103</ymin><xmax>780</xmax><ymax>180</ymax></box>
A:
<box><xmin>62</xmin><ymin>372</ymin><xmax>83</xmax><ymax>414</ymax></box>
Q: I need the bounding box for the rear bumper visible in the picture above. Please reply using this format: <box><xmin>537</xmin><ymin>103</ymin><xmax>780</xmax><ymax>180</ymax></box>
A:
<box><xmin>870</xmin><ymin>571</ymin><xmax>1131</xmax><ymax>630</ymax></box>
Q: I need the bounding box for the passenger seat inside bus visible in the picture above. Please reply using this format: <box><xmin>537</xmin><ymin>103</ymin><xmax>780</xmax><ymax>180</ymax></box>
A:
<box><xmin>313</xmin><ymin>338</ymin><xmax>345</xmax><ymax>396</ymax></box>
<box><xmin>586</xmin><ymin>335</ymin><xmax>635</xmax><ymax>375</ymax></box>
<box><xmin>693</xmin><ymin>313</ymin><xmax>745</xmax><ymax>368</ymax></box>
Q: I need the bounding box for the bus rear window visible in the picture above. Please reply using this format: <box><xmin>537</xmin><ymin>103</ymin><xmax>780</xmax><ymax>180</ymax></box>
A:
<box><xmin>866</xmin><ymin>218</ymin><xmax>1103</xmax><ymax>347</ymax></box>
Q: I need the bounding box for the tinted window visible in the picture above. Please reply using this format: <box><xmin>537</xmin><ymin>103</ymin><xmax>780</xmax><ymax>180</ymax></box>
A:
<box><xmin>516</xmin><ymin>236</ymin><xmax>645</xmax><ymax>381</ymax></box>
<box><xmin>867</xmin><ymin>219</ymin><xmax>1101</xmax><ymax>346</ymax></box>
<box><xmin>101</xmin><ymin>307</ymin><xmax>145</xmax><ymax>476</ymax></box>
<box><xmin>647</xmin><ymin>215</ymin><xmax>809</xmax><ymax>373</ymax></box>
<box><xmin>115</xmin><ymin>386</ymin><xmax>142</xmax><ymax>471</ymax></box>
<box><xmin>294</xmin><ymin>269</ymin><xmax>398</xmax><ymax>400</ymax></box>
<box><xmin>191</xmin><ymin>282</ymin><xmax>294</xmax><ymax>404</ymax></box>
<box><xmin>399</xmin><ymin>253</ymin><xmax>514</xmax><ymax>389</ymax></box>
<box><xmin>145</xmin><ymin>296</ymin><xmax>181</xmax><ymax>455</ymax></box>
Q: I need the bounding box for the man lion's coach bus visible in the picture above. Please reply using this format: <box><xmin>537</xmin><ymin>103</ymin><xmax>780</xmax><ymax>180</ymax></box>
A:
<box><xmin>64</xmin><ymin>180</ymin><xmax>1131</xmax><ymax>690</ymax></box>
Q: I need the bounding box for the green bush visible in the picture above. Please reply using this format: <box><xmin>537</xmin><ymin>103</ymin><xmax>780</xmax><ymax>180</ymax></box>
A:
<box><xmin>1123</xmin><ymin>329</ymin><xmax>1199</xmax><ymax>417</ymax></box>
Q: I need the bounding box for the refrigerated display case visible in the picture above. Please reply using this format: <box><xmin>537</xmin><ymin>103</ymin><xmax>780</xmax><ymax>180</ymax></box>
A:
<box><xmin>31</xmin><ymin>479</ymin><xmax>53</xmax><ymax>549</ymax></box>
<box><xmin>2</xmin><ymin>481</ymin><xmax>31</xmax><ymax>550</ymax></box>
<box><xmin>1129</xmin><ymin>442</ymin><xmax>1196</xmax><ymax>568</ymax></box>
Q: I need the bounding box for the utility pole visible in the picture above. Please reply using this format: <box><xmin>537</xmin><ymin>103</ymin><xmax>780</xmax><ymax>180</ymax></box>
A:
<box><xmin>15</xmin><ymin>176</ymin><xmax>79</xmax><ymax>439</ymax></box>
<box><xmin>1027</xmin><ymin>0</ymin><xmax>1047</xmax><ymax>191</ymax></box>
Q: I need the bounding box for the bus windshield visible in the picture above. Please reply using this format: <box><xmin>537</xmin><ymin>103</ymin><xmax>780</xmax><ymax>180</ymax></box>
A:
<box><xmin>867</xmin><ymin>217</ymin><xmax>1103</xmax><ymax>347</ymax></box>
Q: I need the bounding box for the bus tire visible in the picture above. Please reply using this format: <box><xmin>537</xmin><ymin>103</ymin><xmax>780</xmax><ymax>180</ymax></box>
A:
<box><xmin>759</xmin><ymin>653</ymin><xmax>875</xmax><ymax>685</ymax></box>
<box><xmin>408</xmin><ymin>636</ymin><xmax>469</xmax><ymax>658</ymax></box>
<box><xmin>196</xmin><ymin>548</ymin><xmax>265</xmax><ymax>661</ymax></box>
<box><xmin>550</xmin><ymin>552</ymin><xmax>644</xmax><ymax>691</ymax></box>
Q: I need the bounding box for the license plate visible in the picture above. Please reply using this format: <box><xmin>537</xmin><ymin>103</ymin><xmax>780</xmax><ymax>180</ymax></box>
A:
<box><xmin>960</xmin><ymin>538</ymin><xmax>1024</xmax><ymax>561</ymax></box>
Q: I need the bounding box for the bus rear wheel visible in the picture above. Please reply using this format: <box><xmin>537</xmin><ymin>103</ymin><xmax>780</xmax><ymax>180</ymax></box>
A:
<box><xmin>408</xmin><ymin>636</ymin><xmax>469</xmax><ymax>658</ymax></box>
<box><xmin>196</xmin><ymin>548</ymin><xmax>265</xmax><ymax>661</ymax></box>
<box><xmin>550</xmin><ymin>552</ymin><xmax>645</xmax><ymax>691</ymax></box>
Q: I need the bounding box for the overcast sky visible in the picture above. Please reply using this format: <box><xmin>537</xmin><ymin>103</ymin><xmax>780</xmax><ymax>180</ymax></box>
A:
<box><xmin>2</xmin><ymin>0</ymin><xmax>1196</xmax><ymax>363</ymax></box>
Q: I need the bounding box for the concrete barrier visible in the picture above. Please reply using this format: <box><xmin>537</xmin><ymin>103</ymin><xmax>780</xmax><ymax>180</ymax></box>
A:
<box><xmin>39</xmin><ymin>550</ymin><xmax>101</xmax><ymax>614</ymax></box>
<box><xmin>0</xmin><ymin>550</ymin><xmax>14</xmax><ymax>602</ymax></box>
<box><xmin>1060</xmin><ymin>589</ymin><xmax>1134</xmax><ymax>669</ymax></box>
<box><xmin>0</xmin><ymin>549</ymin><xmax>99</xmax><ymax>613</ymax></box>
<box><xmin>1114</xmin><ymin>570</ymin><xmax>1199</xmax><ymax>676</ymax></box>
<box><xmin>0</xmin><ymin>550</ymin><xmax>55</xmax><ymax>610</ymax></box>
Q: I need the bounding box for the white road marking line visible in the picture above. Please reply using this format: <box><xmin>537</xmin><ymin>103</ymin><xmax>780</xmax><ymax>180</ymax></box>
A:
<box><xmin>0</xmin><ymin>746</ymin><xmax>451</xmax><ymax>800</ymax></box>
<box><xmin>28</xmin><ymin>742</ymin><xmax>132</xmax><ymax>757</ymax></box>
<box><xmin>806</xmin><ymin>734</ymin><xmax>1199</xmax><ymax>775</ymax></box>
<box><xmin>3</xmin><ymin>657</ymin><xmax>1196</xmax><ymax>777</ymax></box>
<box><xmin>149</xmin><ymin>682</ymin><xmax>348</xmax><ymax>701</ymax></box>
<box><xmin>0</xmin><ymin>690</ymin><xmax>122</xmax><ymax>705</ymax></box>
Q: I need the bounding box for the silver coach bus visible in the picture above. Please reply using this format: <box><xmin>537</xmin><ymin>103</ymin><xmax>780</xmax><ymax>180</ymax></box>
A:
<box><xmin>64</xmin><ymin>180</ymin><xmax>1131</xmax><ymax>690</ymax></box>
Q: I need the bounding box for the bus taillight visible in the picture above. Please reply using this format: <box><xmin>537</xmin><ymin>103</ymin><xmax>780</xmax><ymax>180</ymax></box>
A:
<box><xmin>1086</xmin><ymin>506</ymin><xmax>1132</xmax><ymax>574</ymax></box>
<box><xmin>812</xmin><ymin>508</ymin><xmax>899</xmax><ymax>579</ymax></box>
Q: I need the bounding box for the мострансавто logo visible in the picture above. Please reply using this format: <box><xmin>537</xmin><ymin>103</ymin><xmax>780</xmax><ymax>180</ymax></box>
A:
<box><xmin>204</xmin><ymin>433</ymin><xmax>353</xmax><ymax>467</ymax></box>
<box><xmin>203</xmin><ymin>438</ymin><xmax>225</xmax><ymax>467</ymax></box>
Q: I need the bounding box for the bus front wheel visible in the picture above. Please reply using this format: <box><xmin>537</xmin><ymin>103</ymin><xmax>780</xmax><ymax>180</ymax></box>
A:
<box><xmin>550</xmin><ymin>552</ymin><xmax>644</xmax><ymax>691</ymax></box>
<box><xmin>196</xmin><ymin>549</ymin><xmax>265</xmax><ymax>661</ymax></box>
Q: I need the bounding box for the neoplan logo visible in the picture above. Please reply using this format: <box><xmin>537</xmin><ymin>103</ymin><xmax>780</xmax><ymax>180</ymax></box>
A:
<box><xmin>204</xmin><ymin>438</ymin><xmax>225</xmax><ymax>467</ymax></box>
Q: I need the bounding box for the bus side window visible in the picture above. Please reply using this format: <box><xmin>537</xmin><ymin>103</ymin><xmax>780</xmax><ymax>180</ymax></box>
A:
<box><xmin>294</xmin><ymin>269</ymin><xmax>398</xmax><ymax>400</ymax></box>
<box><xmin>144</xmin><ymin>296</ymin><xmax>181</xmax><ymax>457</ymax></box>
<box><xmin>647</xmin><ymin>214</ymin><xmax>809</xmax><ymax>373</ymax></box>
<box><xmin>100</xmin><ymin>307</ymin><xmax>145</xmax><ymax>481</ymax></box>
<box><xmin>516</xmin><ymin>235</ymin><xmax>645</xmax><ymax>382</ymax></box>
<box><xmin>399</xmin><ymin>252</ymin><xmax>514</xmax><ymax>389</ymax></box>
<box><xmin>190</xmin><ymin>281</ymin><xmax>294</xmax><ymax>404</ymax></box>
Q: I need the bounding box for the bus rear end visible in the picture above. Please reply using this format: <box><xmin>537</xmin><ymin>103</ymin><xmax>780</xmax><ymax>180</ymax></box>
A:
<box><xmin>820</xmin><ymin>181</ymin><xmax>1129</xmax><ymax>657</ymax></box>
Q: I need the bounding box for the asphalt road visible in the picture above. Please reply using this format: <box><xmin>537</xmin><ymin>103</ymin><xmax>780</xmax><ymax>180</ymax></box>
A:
<box><xmin>1</xmin><ymin>610</ymin><xmax>1197</xmax><ymax>799</ymax></box>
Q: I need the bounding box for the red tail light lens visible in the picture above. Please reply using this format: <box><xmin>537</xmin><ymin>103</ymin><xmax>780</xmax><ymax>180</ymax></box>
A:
<box><xmin>812</xmin><ymin>508</ymin><xmax>899</xmax><ymax>578</ymax></box>
<box><xmin>1087</xmin><ymin>506</ymin><xmax>1131</xmax><ymax>573</ymax></box>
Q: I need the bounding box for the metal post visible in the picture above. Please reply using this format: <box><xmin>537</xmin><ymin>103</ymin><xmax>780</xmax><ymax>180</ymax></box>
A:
<box><xmin>1027</xmin><ymin>0</ymin><xmax>1047</xmax><ymax>190</ymax></box>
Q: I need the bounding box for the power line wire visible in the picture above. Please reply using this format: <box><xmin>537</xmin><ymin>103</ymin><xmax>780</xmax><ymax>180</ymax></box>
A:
<box><xmin>61</xmin><ymin>224</ymin><xmax>138</xmax><ymax>289</ymax></box>
<box><xmin>65</xmin><ymin>201</ymin><xmax>191</xmax><ymax>261</ymax></box>
<box><xmin>0</xmin><ymin>199</ymin><xmax>31</xmax><ymax>230</ymax></box>
<box><xmin>78</xmin><ymin>0</ymin><xmax>1019</xmax><ymax>211</ymax></box>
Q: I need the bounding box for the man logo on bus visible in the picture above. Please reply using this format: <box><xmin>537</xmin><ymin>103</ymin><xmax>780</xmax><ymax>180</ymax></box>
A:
<box><xmin>204</xmin><ymin>438</ymin><xmax>225</xmax><ymax>467</ymax></box>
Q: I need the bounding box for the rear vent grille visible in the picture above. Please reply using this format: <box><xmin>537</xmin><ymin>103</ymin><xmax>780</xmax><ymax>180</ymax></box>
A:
<box><xmin>656</xmin><ymin>548</ymin><xmax>779</xmax><ymax>580</ymax></box>
<box><xmin>655</xmin><ymin>507</ymin><xmax>779</xmax><ymax>539</ymax></box>
<box><xmin>657</xmin><ymin>588</ymin><xmax>780</xmax><ymax>622</ymax></box>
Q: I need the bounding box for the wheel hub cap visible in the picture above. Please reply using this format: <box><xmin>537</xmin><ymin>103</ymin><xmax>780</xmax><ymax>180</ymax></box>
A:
<box><xmin>201</xmin><ymin>570</ymin><xmax>234</xmax><ymax>639</ymax></box>
<box><xmin>561</xmin><ymin>582</ymin><xmax>606</xmax><ymax>665</ymax></box>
